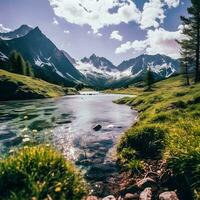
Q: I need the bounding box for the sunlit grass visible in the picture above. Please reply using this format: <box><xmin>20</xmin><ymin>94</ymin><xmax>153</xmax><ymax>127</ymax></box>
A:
<box><xmin>0</xmin><ymin>69</ymin><xmax>77</xmax><ymax>100</ymax></box>
<box><xmin>0</xmin><ymin>145</ymin><xmax>87</xmax><ymax>200</ymax></box>
<box><xmin>115</xmin><ymin>75</ymin><xmax>200</xmax><ymax>199</ymax></box>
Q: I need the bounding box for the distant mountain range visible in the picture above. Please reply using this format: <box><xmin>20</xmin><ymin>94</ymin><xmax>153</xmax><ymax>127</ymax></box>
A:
<box><xmin>0</xmin><ymin>25</ymin><xmax>180</xmax><ymax>88</ymax></box>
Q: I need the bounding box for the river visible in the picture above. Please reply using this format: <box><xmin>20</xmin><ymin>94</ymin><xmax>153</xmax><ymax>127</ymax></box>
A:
<box><xmin>0</xmin><ymin>92</ymin><xmax>137</xmax><ymax>196</ymax></box>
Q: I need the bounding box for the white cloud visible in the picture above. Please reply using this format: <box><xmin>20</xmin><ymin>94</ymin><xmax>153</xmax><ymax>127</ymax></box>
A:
<box><xmin>146</xmin><ymin>27</ymin><xmax>184</xmax><ymax>58</ymax></box>
<box><xmin>110</xmin><ymin>30</ymin><xmax>123</xmax><ymax>41</ymax></box>
<box><xmin>115</xmin><ymin>27</ymin><xmax>184</xmax><ymax>59</ymax></box>
<box><xmin>164</xmin><ymin>0</ymin><xmax>180</xmax><ymax>8</ymax></box>
<box><xmin>140</xmin><ymin>0</ymin><xmax>165</xmax><ymax>29</ymax></box>
<box><xmin>0</xmin><ymin>24</ymin><xmax>11</xmax><ymax>33</ymax></box>
<box><xmin>48</xmin><ymin>0</ymin><xmax>141</xmax><ymax>33</ymax></box>
<box><xmin>140</xmin><ymin>0</ymin><xmax>180</xmax><ymax>29</ymax></box>
<box><xmin>53</xmin><ymin>17</ymin><xmax>59</xmax><ymax>25</ymax></box>
<box><xmin>48</xmin><ymin>0</ymin><xmax>181</xmax><ymax>32</ymax></box>
<box><xmin>115</xmin><ymin>40</ymin><xmax>147</xmax><ymax>54</ymax></box>
<box><xmin>64</xmin><ymin>30</ymin><xmax>70</xmax><ymax>34</ymax></box>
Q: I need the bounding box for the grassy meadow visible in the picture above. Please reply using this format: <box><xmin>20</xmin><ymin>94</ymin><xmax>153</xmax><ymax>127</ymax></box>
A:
<box><xmin>113</xmin><ymin>75</ymin><xmax>200</xmax><ymax>199</ymax></box>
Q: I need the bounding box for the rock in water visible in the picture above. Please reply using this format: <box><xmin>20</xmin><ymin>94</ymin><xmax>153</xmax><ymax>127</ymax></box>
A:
<box><xmin>102</xmin><ymin>195</ymin><xmax>116</xmax><ymax>200</ymax></box>
<box><xmin>159</xmin><ymin>191</ymin><xmax>179</xmax><ymax>200</ymax></box>
<box><xmin>93</xmin><ymin>124</ymin><xmax>102</xmax><ymax>131</ymax></box>
<box><xmin>139</xmin><ymin>188</ymin><xmax>152</xmax><ymax>200</ymax></box>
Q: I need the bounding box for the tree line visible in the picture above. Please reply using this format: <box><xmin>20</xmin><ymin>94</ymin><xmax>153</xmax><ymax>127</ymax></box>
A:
<box><xmin>9</xmin><ymin>50</ymin><xmax>34</xmax><ymax>77</ymax></box>
<box><xmin>179</xmin><ymin>0</ymin><xmax>200</xmax><ymax>85</ymax></box>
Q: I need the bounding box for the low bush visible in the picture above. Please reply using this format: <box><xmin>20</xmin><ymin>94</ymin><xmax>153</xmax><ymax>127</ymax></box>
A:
<box><xmin>118</xmin><ymin>125</ymin><xmax>166</xmax><ymax>160</ymax></box>
<box><xmin>151</xmin><ymin>113</ymin><xmax>170</xmax><ymax>123</ymax></box>
<box><xmin>0</xmin><ymin>145</ymin><xmax>87</xmax><ymax>200</ymax></box>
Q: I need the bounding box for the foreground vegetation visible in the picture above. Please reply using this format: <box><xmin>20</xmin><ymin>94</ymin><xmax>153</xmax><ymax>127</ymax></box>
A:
<box><xmin>114</xmin><ymin>76</ymin><xmax>200</xmax><ymax>199</ymax></box>
<box><xmin>0</xmin><ymin>70</ymin><xmax>78</xmax><ymax>101</ymax></box>
<box><xmin>0</xmin><ymin>145</ymin><xmax>87</xmax><ymax>200</ymax></box>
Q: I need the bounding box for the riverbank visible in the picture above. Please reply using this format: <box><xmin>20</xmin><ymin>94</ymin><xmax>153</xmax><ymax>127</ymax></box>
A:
<box><xmin>101</xmin><ymin>75</ymin><xmax>200</xmax><ymax>200</ymax></box>
<box><xmin>0</xmin><ymin>69</ymin><xmax>78</xmax><ymax>101</ymax></box>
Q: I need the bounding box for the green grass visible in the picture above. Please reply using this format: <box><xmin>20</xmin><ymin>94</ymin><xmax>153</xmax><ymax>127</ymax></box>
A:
<box><xmin>115</xmin><ymin>75</ymin><xmax>200</xmax><ymax>199</ymax></box>
<box><xmin>0</xmin><ymin>145</ymin><xmax>87</xmax><ymax>200</ymax></box>
<box><xmin>0</xmin><ymin>69</ymin><xmax>78</xmax><ymax>100</ymax></box>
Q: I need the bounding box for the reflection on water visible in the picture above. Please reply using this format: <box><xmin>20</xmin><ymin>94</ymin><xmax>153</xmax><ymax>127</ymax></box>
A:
<box><xmin>0</xmin><ymin>93</ymin><xmax>137</xmax><ymax>196</ymax></box>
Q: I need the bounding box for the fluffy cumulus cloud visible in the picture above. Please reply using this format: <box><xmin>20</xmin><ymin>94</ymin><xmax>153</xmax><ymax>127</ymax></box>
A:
<box><xmin>164</xmin><ymin>0</ymin><xmax>180</xmax><ymax>8</ymax></box>
<box><xmin>146</xmin><ymin>27</ymin><xmax>184</xmax><ymax>58</ymax></box>
<box><xmin>0</xmin><ymin>24</ymin><xmax>11</xmax><ymax>33</ymax></box>
<box><xmin>48</xmin><ymin>0</ymin><xmax>181</xmax><ymax>32</ymax></box>
<box><xmin>110</xmin><ymin>30</ymin><xmax>123</xmax><ymax>41</ymax></box>
<box><xmin>115</xmin><ymin>27</ymin><xmax>184</xmax><ymax>59</ymax></box>
<box><xmin>115</xmin><ymin>40</ymin><xmax>147</xmax><ymax>54</ymax></box>
<box><xmin>140</xmin><ymin>0</ymin><xmax>180</xmax><ymax>29</ymax></box>
<box><xmin>48</xmin><ymin>0</ymin><xmax>141</xmax><ymax>33</ymax></box>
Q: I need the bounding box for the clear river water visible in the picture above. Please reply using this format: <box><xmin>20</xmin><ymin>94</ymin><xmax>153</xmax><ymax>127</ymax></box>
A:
<box><xmin>0</xmin><ymin>92</ymin><xmax>137</xmax><ymax>196</ymax></box>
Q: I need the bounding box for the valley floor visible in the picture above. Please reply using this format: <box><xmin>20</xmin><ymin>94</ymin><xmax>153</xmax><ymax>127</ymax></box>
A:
<box><xmin>102</xmin><ymin>75</ymin><xmax>200</xmax><ymax>200</ymax></box>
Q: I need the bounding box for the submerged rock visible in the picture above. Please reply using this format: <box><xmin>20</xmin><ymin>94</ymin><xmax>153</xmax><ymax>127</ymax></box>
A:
<box><xmin>93</xmin><ymin>124</ymin><xmax>102</xmax><ymax>131</ymax></box>
<box><xmin>139</xmin><ymin>188</ymin><xmax>152</xmax><ymax>200</ymax></box>
<box><xmin>159</xmin><ymin>191</ymin><xmax>179</xmax><ymax>200</ymax></box>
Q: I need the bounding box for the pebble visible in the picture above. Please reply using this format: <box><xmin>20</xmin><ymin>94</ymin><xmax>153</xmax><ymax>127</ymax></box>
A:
<box><xmin>159</xmin><ymin>191</ymin><xmax>179</xmax><ymax>200</ymax></box>
<box><xmin>139</xmin><ymin>187</ymin><xmax>152</xmax><ymax>200</ymax></box>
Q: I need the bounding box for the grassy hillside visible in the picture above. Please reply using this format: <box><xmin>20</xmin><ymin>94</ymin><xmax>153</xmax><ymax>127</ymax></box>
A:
<box><xmin>0</xmin><ymin>70</ymin><xmax>78</xmax><ymax>101</ymax></box>
<box><xmin>114</xmin><ymin>76</ymin><xmax>200</xmax><ymax>199</ymax></box>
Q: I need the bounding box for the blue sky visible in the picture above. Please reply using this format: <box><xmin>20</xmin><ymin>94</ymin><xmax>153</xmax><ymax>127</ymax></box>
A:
<box><xmin>0</xmin><ymin>0</ymin><xmax>190</xmax><ymax>65</ymax></box>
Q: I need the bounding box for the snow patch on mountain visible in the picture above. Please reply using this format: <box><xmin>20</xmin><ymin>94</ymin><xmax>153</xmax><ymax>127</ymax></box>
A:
<box><xmin>0</xmin><ymin>51</ymin><xmax>8</xmax><ymax>61</ymax></box>
<box><xmin>34</xmin><ymin>56</ymin><xmax>52</xmax><ymax>67</ymax></box>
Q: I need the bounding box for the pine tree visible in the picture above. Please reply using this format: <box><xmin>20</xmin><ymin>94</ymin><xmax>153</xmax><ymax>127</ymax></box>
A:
<box><xmin>179</xmin><ymin>40</ymin><xmax>193</xmax><ymax>85</ymax></box>
<box><xmin>16</xmin><ymin>54</ymin><xmax>26</xmax><ymax>75</ymax></box>
<box><xmin>180</xmin><ymin>0</ymin><xmax>200</xmax><ymax>82</ymax></box>
<box><xmin>26</xmin><ymin>61</ymin><xmax>34</xmax><ymax>77</ymax></box>
<box><xmin>146</xmin><ymin>67</ymin><xmax>154</xmax><ymax>90</ymax></box>
<box><xmin>9</xmin><ymin>50</ymin><xmax>18</xmax><ymax>72</ymax></box>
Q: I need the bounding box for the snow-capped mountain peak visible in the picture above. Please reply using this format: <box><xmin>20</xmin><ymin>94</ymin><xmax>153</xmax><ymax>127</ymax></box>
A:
<box><xmin>0</xmin><ymin>25</ymin><xmax>32</xmax><ymax>40</ymax></box>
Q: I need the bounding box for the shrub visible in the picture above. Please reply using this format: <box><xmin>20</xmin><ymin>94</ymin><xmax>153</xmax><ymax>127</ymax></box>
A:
<box><xmin>171</xmin><ymin>100</ymin><xmax>187</xmax><ymax>109</ymax></box>
<box><xmin>118</xmin><ymin>125</ymin><xmax>166</xmax><ymax>160</ymax></box>
<box><xmin>151</xmin><ymin>113</ymin><xmax>170</xmax><ymax>123</ymax></box>
<box><xmin>0</xmin><ymin>146</ymin><xmax>87</xmax><ymax>200</ymax></box>
<box><xmin>168</xmin><ymin>152</ymin><xmax>200</xmax><ymax>200</ymax></box>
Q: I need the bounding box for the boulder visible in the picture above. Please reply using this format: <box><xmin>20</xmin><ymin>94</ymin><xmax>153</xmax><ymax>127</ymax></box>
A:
<box><xmin>93</xmin><ymin>124</ymin><xmax>102</xmax><ymax>131</ymax></box>
<box><xmin>124</xmin><ymin>193</ymin><xmax>139</xmax><ymax>200</ymax></box>
<box><xmin>159</xmin><ymin>191</ymin><xmax>179</xmax><ymax>200</ymax></box>
<box><xmin>102</xmin><ymin>195</ymin><xmax>116</xmax><ymax>200</ymax></box>
<box><xmin>139</xmin><ymin>188</ymin><xmax>152</xmax><ymax>200</ymax></box>
<box><xmin>137</xmin><ymin>178</ymin><xmax>157</xmax><ymax>191</ymax></box>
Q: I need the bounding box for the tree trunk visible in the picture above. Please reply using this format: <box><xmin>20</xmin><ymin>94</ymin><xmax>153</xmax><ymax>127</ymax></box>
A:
<box><xmin>195</xmin><ymin>13</ymin><xmax>200</xmax><ymax>82</ymax></box>
<box><xmin>186</xmin><ymin>63</ymin><xmax>190</xmax><ymax>85</ymax></box>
